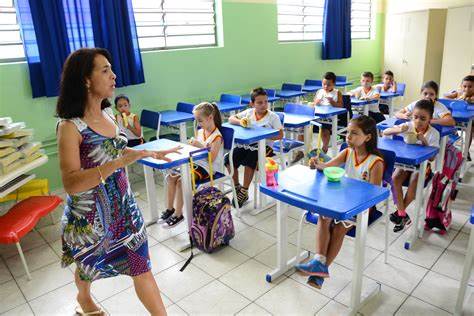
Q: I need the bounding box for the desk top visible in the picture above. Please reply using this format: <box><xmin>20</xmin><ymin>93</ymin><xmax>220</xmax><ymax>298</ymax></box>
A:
<box><xmin>135</xmin><ymin>139</ymin><xmax>207</xmax><ymax>169</ymax></box>
<box><xmin>379</xmin><ymin>92</ymin><xmax>400</xmax><ymax>99</ymax></box>
<box><xmin>241</xmin><ymin>95</ymin><xmax>280</xmax><ymax>105</ymax></box>
<box><xmin>378</xmin><ymin>138</ymin><xmax>439</xmax><ymax>165</ymax></box>
<box><xmin>276</xmin><ymin>90</ymin><xmax>306</xmax><ymax>98</ymax></box>
<box><xmin>260</xmin><ymin>165</ymin><xmax>389</xmax><ymax>220</ymax></box>
<box><xmin>279</xmin><ymin>112</ymin><xmax>314</xmax><ymax>128</ymax></box>
<box><xmin>216</xmin><ymin>102</ymin><xmax>247</xmax><ymax>113</ymax></box>
<box><xmin>302</xmin><ymin>85</ymin><xmax>322</xmax><ymax>92</ymax></box>
<box><xmin>377</xmin><ymin>118</ymin><xmax>457</xmax><ymax>137</ymax></box>
<box><xmin>451</xmin><ymin>109</ymin><xmax>474</xmax><ymax>123</ymax></box>
<box><xmin>160</xmin><ymin>110</ymin><xmax>195</xmax><ymax>125</ymax></box>
<box><xmin>314</xmin><ymin>105</ymin><xmax>347</xmax><ymax>118</ymax></box>
<box><xmin>222</xmin><ymin>122</ymin><xmax>280</xmax><ymax>144</ymax></box>
<box><xmin>336</xmin><ymin>81</ymin><xmax>353</xmax><ymax>87</ymax></box>
<box><xmin>350</xmin><ymin>98</ymin><xmax>379</xmax><ymax>106</ymax></box>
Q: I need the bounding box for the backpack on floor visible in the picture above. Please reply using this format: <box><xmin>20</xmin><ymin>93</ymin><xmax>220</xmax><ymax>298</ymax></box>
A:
<box><xmin>424</xmin><ymin>143</ymin><xmax>463</xmax><ymax>234</ymax></box>
<box><xmin>180</xmin><ymin>149</ymin><xmax>235</xmax><ymax>271</ymax></box>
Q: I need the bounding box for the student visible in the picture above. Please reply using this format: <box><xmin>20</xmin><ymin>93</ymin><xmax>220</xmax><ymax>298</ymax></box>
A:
<box><xmin>444</xmin><ymin>75</ymin><xmax>474</xmax><ymax>103</ymax></box>
<box><xmin>225</xmin><ymin>87</ymin><xmax>283</xmax><ymax>207</ymax></box>
<box><xmin>114</xmin><ymin>94</ymin><xmax>144</xmax><ymax>147</ymax></box>
<box><xmin>384</xmin><ymin>100</ymin><xmax>440</xmax><ymax>232</ymax></box>
<box><xmin>296</xmin><ymin>115</ymin><xmax>384</xmax><ymax>289</ymax></box>
<box><xmin>159</xmin><ymin>102</ymin><xmax>223</xmax><ymax>227</ymax></box>
<box><xmin>396</xmin><ymin>81</ymin><xmax>456</xmax><ymax>126</ymax></box>
<box><xmin>349</xmin><ymin>72</ymin><xmax>385</xmax><ymax>123</ymax></box>
<box><xmin>375</xmin><ymin>70</ymin><xmax>397</xmax><ymax>114</ymax></box>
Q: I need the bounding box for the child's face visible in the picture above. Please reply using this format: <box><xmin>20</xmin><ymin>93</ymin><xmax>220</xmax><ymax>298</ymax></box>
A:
<box><xmin>115</xmin><ymin>98</ymin><xmax>130</xmax><ymax>114</ymax></box>
<box><xmin>421</xmin><ymin>87</ymin><xmax>437</xmax><ymax>102</ymax></box>
<box><xmin>412</xmin><ymin>108</ymin><xmax>431</xmax><ymax>131</ymax></box>
<box><xmin>195</xmin><ymin>112</ymin><xmax>213</xmax><ymax>130</ymax></box>
<box><xmin>322</xmin><ymin>78</ymin><xmax>335</xmax><ymax>91</ymax></box>
<box><xmin>383</xmin><ymin>75</ymin><xmax>393</xmax><ymax>86</ymax></box>
<box><xmin>251</xmin><ymin>95</ymin><xmax>269</xmax><ymax>113</ymax></box>
<box><xmin>346</xmin><ymin>122</ymin><xmax>371</xmax><ymax>149</ymax></box>
<box><xmin>461</xmin><ymin>80</ymin><xmax>474</xmax><ymax>96</ymax></box>
<box><xmin>361</xmin><ymin>76</ymin><xmax>373</xmax><ymax>88</ymax></box>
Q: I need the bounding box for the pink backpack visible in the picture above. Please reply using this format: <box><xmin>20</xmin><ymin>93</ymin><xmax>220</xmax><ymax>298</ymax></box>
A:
<box><xmin>424</xmin><ymin>143</ymin><xmax>463</xmax><ymax>234</ymax></box>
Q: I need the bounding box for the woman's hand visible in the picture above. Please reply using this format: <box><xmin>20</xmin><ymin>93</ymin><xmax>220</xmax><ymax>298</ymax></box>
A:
<box><xmin>189</xmin><ymin>138</ymin><xmax>204</xmax><ymax>148</ymax></box>
<box><xmin>121</xmin><ymin>146</ymin><xmax>182</xmax><ymax>166</ymax></box>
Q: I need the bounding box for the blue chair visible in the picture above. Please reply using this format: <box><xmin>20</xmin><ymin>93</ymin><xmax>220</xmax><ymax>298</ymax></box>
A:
<box><xmin>265</xmin><ymin>88</ymin><xmax>277</xmax><ymax>98</ymax></box>
<box><xmin>176</xmin><ymin>102</ymin><xmax>195</xmax><ymax>114</ymax></box>
<box><xmin>294</xmin><ymin>143</ymin><xmax>396</xmax><ymax>264</ymax></box>
<box><xmin>336</xmin><ymin>75</ymin><xmax>347</xmax><ymax>83</ymax></box>
<box><xmin>396</xmin><ymin>83</ymin><xmax>406</xmax><ymax>97</ymax></box>
<box><xmin>448</xmin><ymin>100</ymin><xmax>469</xmax><ymax>111</ymax></box>
<box><xmin>438</xmin><ymin>98</ymin><xmax>452</xmax><ymax>108</ymax></box>
<box><xmin>220</xmin><ymin>94</ymin><xmax>241</xmax><ymax>104</ymax></box>
<box><xmin>272</xmin><ymin>110</ymin><xmax>305</xmax><ymax>169</ymax></box>
<box><xmin>281</xmin><ymin>83</ymin><xmax>303</xmax><ymax>92</ymax></box>
<box><xmin>140</xmin><ymin>109</ymin><xmax>161</xmax><ymax>141</ymax></box>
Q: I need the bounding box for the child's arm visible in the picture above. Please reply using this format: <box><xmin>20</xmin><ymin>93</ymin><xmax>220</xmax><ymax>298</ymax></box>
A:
<box><xmin>228</xmin><ymin>114</ymin><xmax>242</xmax><ymax>126</ymax></box>
<box><xmin>391</xmin><ymin>81</ymin><xmax>397</xmax><ymax>93</ymax></box>
<box><xmin>444</xmin><ymin>90</ymin><xmax>459</xmax><ymax>99</ymax></box>
<box><xmin>208</xmin><ymin>137</ymin><xmax>223</xmax><ymax>162</ymax></box>
<box><xmin>269</xmin><ymin>129</ymin><xmax>284</xmax><ymax>140</ymax></box>
<box><xmin>127</xmin><ymin>115</ymin><xmax>142</xmax><ymax>137</ymax></box>
<box><xmin>382</xmin><ymin>124</ymin><xmax>408</xmax><ymax>136</ymax></box>
<box><xmin>368</xmin><ymin>160</ymin><xmax>384</xmax><ymax>186</ymax></box>
<box><xmin>367</xmin><ymin>91</ymin><xmax>380</xmax><ymax>101</ymax></box>
<box><xmin>395</xmin><ymin>107</ymin><xmax>411</xmax><ymax>120</ymax></box>
<box><xmin>431</xmin><ymin>114</ymin><xmax>455</xmax><ymax>126</ymax></box>
<box><xmin>328</xmin><ymin>91</ymin><xmax>343</xmax><ymax>107</ymax></box>
<box><xmin>309</xmin><ymin>149</ymin><xmax>347</xmax><ymax>170</ymax></box>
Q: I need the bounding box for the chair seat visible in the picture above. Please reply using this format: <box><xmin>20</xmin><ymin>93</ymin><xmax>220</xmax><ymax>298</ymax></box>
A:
<box><xmin>448</xmin><ymin>134</ymin><xmax>461</xmax><ymax>145</ymax></box>
<box><xmin>273</xmin><ymin>139</ymin><xmax>304</xmax><ymax>153</ymax></box>
<box><xmin>0</xmin><ymin>196</ymin><xmax>62</xmax><ymax>244</ymax></box>
<box><xmin>195</xmin><ymin>171</ymin><xmax>226</xmax><ymax>185</ymax></box>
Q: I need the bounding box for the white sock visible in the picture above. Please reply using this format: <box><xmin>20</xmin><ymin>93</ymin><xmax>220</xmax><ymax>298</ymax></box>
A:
<box><xmin>314</xmin><ymin>254</ymin><xmax>327</xmax><ymax>265</ymax></box>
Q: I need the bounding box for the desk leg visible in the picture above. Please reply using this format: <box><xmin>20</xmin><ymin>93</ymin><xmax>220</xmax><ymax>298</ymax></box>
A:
<box><xmin>250</xmin><ymin>139</ymin><xmax>275</xmax><ymax>215</ymax></box>
<box><xmin>388</xmin><ymin>98</ymin><xmax>394</xmax><ymax>118</ymax></box>
<box><xmin>350</xmin><ymin>209</ymin><xmax>381</xmax><ymax>315</ymax></box>
<box><xmin>363</xmin><ymin>104</ymin><xmax>369</xmax><ymax>116</ymax></box>
<box><xmin>179</xmin><ymin>163</ymin><xmax>193</xmax><ymax>251</ymax></box>
<box><xmin>144</xmin><ymin>165</ymin><xmax>159</xmax><ymax>225</ymax></box>
<box><xmin>304</xmin><ymin>124</ymin><xmax>312</xmax><ymax>164</ymax></box>
<box><xmin>460</xmin><ymin>120</ymin><xmax>472</xmax><ymax>178</ymax></box>
<box><xmin>331</xmin><ymin>115</ymin><xmax>338</xmax><ymax>157</ymax></box>
<box><xmin>436</xmin><ymin>136</ymin><xmax>447</xmax><ymax>172</ymax></box>
<box><xmin>455</xmin><ymin>225</ymin><xmax>474</xmax><ymax>316</ymax></box>
<box><xmin>405</xmin><ymin>161</ymin><xmax>427</xmax><ymax>250</ymax></box>
<box><xmin>179</xmin><ymin>122</ymin><xmax>187</xmax><ymax>143</ymax></box>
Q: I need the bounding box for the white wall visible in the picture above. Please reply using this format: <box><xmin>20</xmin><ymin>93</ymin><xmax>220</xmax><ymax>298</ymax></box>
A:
<box><xmin>385</xmin><ymin>0</ymin><xmax>474</xmax><ymax>13</ymax></box>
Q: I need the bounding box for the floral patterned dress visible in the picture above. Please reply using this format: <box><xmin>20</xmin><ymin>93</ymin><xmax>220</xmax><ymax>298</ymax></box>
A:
<box><xmin>60</xmin><ymin>109</ymin><xmax>150</xmax><ymax>281</ymax></box>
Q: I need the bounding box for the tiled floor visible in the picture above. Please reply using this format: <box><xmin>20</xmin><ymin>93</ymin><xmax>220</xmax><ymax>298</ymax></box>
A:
<box><xmin>1</xmin><ymin>160</ymin><xmax>474</xmax><ymax>315</ymax></box>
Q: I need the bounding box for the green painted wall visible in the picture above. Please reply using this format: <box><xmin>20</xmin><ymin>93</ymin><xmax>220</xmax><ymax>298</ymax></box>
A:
<box><xmin>0</xmin><ymin>1</ymin><xmax>384</xmax><ymax>191</ymax></box>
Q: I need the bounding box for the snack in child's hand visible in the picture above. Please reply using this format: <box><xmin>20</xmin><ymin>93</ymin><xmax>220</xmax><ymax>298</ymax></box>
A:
<box><xmin>405</xmin><ymin>132</ymin><xmax>417</xmax><ymax>144</ymax></box>
<box><xmin>122</xmin><ymin>112</ymin><xmax>129</xmax><ymax>128</ymax></box>
<box><xmin>188</xmin><ymin>137</ymin><xmax>195</xmax><ymax>144</ymax></box>
<box><xmin>240</xmin><ymin>117</ymin><xmax>250</xmax><ymax>128</ymax></box>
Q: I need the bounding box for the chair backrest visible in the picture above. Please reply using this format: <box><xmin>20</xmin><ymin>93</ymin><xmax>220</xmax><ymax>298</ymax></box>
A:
<box><xmin>448</xmin><ymin>100</ymin><xmax>468</xmax><ymax>111</ymax></box>
<box><xmin>304</xmin><ymin>79</ymin><xmax>322</xmax><ymax>86</ymax></box>
<box><xmin>281</xmin><ymin>83</ymin><xmax>302</xmax><ymax>92</ymax></box>
<box><xmin>396</xmin><ymin>83</ymin><xmax>406</xmax><ymax>96</ymax></box>
<box><xmin>219</xmin><ymin>126</ymin><xmax>235</xmax><ymax>151</ymax></box>
<box><xmin>342</xmin><ymin>94</ymin><xmax>353</xmax><ymax>119</ymax></box>
<box><xmin>275</xmin><ymin>112</ymin><xmax>285</xmax><ymax>124</ymax></box>
<box><xmin>140</xmin><ymin>109</ymin><xmax>161</xmax><ymax>139</ymax></box>
<box><xmin>220</xmin><ymin>94</ymin><xmax>241</xmax><ymax>104</ymax></box>
<box><xmin>265</xmin><ymin>88</ymin><xmax>276</xmax><ymax>98</ymax></box>
<box><xmin>176</xmin><ymin>102</ymin><xmax>195</xmax><ymax>113</ymax></box>
<box><xmin>284</xmin><ymin>103</ymin><xmax>314</xmax><ymax>116</ymax></box>
<box><xmin>336</xmin><ymin>75</ymin><xmax>347</xmax><ymax>82</ymax></box>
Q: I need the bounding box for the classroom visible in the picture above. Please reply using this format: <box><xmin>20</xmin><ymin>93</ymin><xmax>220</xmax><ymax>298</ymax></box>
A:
<box><xmin>0</xmin><ymin>0</ymin><xmax>473</xmax><ymax>315</ymax></box>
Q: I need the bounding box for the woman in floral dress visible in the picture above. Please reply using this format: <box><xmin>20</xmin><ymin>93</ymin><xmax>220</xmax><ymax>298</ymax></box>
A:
<box><xmin>56</xmin><ymin>48</ymin><xmax>180</xmax><ymax>316</ymax></box>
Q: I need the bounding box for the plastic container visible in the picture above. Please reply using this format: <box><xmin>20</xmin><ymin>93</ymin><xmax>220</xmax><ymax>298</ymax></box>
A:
<box><xmin>265</xmin><ymin>157</ymin><xmax>279</xmax><ymax>186</ymax></box>
<box><xmin>323</xmin><ymin>167</ymin><xmax>345</xmax><ymax>182</ymax></box>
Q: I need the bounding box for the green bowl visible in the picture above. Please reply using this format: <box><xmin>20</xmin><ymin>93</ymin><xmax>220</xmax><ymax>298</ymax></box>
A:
<box><xmin>323</xmin><ymin>167</ymin><xmax>345</xmax><ymax>182</ymax></box>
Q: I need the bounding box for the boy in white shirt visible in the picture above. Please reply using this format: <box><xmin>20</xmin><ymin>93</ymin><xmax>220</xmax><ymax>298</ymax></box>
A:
<box><xmin>226</xmin><ymin>87</ymin><xmax>283</xmax><ymax>207</ymax></box>
<box><xmin>375</xmin><ymin>70</ymin><xmax>397</xmax><ymax>114</ymax></box>
<box><xmin>349</xmin><ymin>72</ymin><xmax>385</xmax><ymax>123</ymax></box>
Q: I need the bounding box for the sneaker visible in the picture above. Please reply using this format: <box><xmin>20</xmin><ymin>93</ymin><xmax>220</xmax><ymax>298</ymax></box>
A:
<box><xmin>233</xmin><ymin>186</ymin><xmax>249</xmax><ymax>208</ymax></box>
<box><xmin>291</xmin><ymin>151</ymin><xmax>305</xmax><ymax>164</ymax></box>
<box><xmin>390</xmin><ymin>210</ymin><xmax>403</xmax><ymax>224</ymax></box>
<box><xmin>307</xmin><ymin>276</ymin><xmax>324</xmax><ymax>289</ymax></box>
<box><xmin>157</xmin><ymin>208</ymin><xmax>174</xmax><ymax>224</ymax></box>
<box><xmin>393</xmin><ymin>214</ymin><xmax>411</xmax><ymax>233</ymax></box>
<box><xmin>164</xmin><ymin>215</ymin><xmax>184</xmax><ymax>228</ymax></box>
<box><xmin>295</xmin><ymin>259</ymin><xmax>329</xmax><ymax>277</ymax></box>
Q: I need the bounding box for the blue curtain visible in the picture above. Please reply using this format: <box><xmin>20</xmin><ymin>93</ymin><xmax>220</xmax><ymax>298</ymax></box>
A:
<box><xmin>16</xmin><ymin>0</ymin><xmax>143</xmax><ymax>98</ymax></box>
<box><xmin>322</xmin><ymin>0</ymin><xmax>352</xmax><ymax>60</ymax></box>
<box><xmin>89</xmin><ymin>0</ymin><xmax>144</xmax><ymax>87</ymax></box>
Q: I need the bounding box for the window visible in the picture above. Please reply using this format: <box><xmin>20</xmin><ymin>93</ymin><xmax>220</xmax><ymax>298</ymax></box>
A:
<box><xmin>351</xmin><ymin>0</ymin><xmax>372</xmax><ymax>39</ymax></box>
<box><xmin>0</xmin><ymin>0</ymin><xmax>24</xmax><ymax>60</ymax></box>
<box><xmin>131</xmin><ymin>0</ymin><xmax>217</xmax><ymax>51</ymax></box>
<box><xmin>277</xmin><ymin>0</ymin><xmax>324</xmax><ymax>42</ymax></box>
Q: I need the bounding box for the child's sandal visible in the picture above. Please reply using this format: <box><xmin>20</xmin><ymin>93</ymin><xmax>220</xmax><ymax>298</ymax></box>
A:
<box><xmin>75</xmin><ymin>306</ymin><xmax>105</xmax><ymax>316</ymax></box>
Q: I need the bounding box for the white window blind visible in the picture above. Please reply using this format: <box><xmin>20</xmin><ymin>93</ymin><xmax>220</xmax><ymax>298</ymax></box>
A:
<box><xmin>131</xmin><ymin>0</ymin><xmax>217</xmax><ymax>50</ymax></box>
<box><xmin>351</xmin><ymin>0</ymin><xmax>372</xmax><ymax>39</ymax></box>
<box><xmin>277</xmin><ymin>0</ymin><xmax>325</xmax><ymax>42</ymax></box>
<box><xmin>0</xmin><ymin>0</ymin><xmax>24</xmax><ymax>61</ymax></box>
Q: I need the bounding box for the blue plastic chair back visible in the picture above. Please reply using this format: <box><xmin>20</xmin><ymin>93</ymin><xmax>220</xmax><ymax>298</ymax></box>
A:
<box><xmin>438</xmin><ymin>98</ymin><xmax>452</xmax><ymax>108</ymax></box>
<box><xmin>284</xmin><ymin>103</ymin><xmax>314</xmax><ymax>116</ymax></box>
<box><xmin>265</xmin><ymin>89</ymin><xmax>276</xmax><ymax>98</ymax></box>
<box><xmin>176</xmin><ymin>102</ymin><xmax>195</xmax><ymax>113</ymax></box>
<box><xmin>275</xmin><ymin>112</ymin><xmax>285</xmax><ymax>124</ymax></box>
<box><xmin>304</xmin><ymin>79</ymin><xmax>322</xmax><ymax>86</ymax></box>
<box><xmin>220</xmin><ymin>94</ymin><xmax>241</xmax><ymax>104</ymax></box>
<box><xmin>220</xmin><ymin>126</ymin><xmax>235</xmax><ymax>151</ymax></box>
<box><xmin>140</xmin><ymin>109</ymin><xmax>160</xmax><ymax>130</ymax></box>
<box><xmin>281</xmin><ymin>83</ymin><xmax>302</xmax><ymax>92</ymax></box>
<box><xmin>336</xmin><ymin>75</ymin><xmax>347</xmax><ymax>82</ymax></box>
<box><xmin>393</xmin><ymin>135</ymin><xmax>404</xmax><ymax>141</ymax></box>
<box><xmin>396</xmin><ymin>83</ymin><xmax>406</xmax><ymax>96</ymax></box>
<box><xmin>449</xmin><ymin>100</ymin><xmax>468</xmax><ymax>111</ymax></box>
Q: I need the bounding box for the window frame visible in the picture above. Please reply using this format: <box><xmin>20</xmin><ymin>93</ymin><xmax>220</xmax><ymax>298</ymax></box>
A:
<box><xmin>351</xmin><ymin>0</ymin><xmax>374</xmax><ymax>41</ymax></box>
<box><xmin>0</xmin><ymin>0</ymin><xmax>25</xmax><ymax>63</ymax></box>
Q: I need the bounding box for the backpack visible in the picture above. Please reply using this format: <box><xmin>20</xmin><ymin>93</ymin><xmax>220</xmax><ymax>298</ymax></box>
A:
<box><xmin>180</xmin><ymin>149</ymin><xmax>235</xmax><ymax>271</ymax></box>
<box><xmin>424</xmin><ymin>143</ymin><xmax>463</xmax><ymax>234</ymax></box>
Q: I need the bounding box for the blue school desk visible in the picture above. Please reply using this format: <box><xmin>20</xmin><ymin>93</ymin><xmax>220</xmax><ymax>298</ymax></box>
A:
<box><xmin>135</xmin><ymin>139</ymin><xmax>208</xmax><ymax>234</ymax></box>
<box><xmin>276</xmin><ymin>90</ymin><xmax>306</xmax><ymax>102</ymax></box>
<box><xmin>335</xmin><ymin>81</ymin><xmax>353</xmax><ymax>92</ymax></box>
<box><xmin>451</xmin><ymin>108</ymin><xmax>474</xmax><ymax>178</ymax></box>
<box><xmin>222</xmin><ymin>122</ymin><xmax>280</xmax><ymax>214</ymax></box>
<box><xmin>313</xmin><ymin>105</ymin><xmax>347</xmax><ymax>156</ymax></box>
<box><xmin>279</xmin><ymin>109</ymin><xmax>315</xmax><ymax>162</ymax></box>
<box><xmin>215</xmin><ymin>101</ymin><xmax>246</xmax><ymax>114</ymax></box>
<box><xmin>377</xmin><ymin>118</ymin><xmax>456</xmax><ymax>171</ymax></box>
<box><xmin>378</xmin><ymin>138</ymin><xmax>439</xmax><ymax>250</ymax></box>
<box><xmin>159</xmin><ymin>110</ymin><xmax>195</xmax><ymax>142</ymax></box>
<box><xmin>350</xmin><ymin>98</ymin><xmax>379</xmax><ymax>116</ymax></box>
<box><xmin>302</xmin><ymin>84</ymin><xmax>323</xmax><ymax>93</ymax></box>
<box><xmin>455</xmin><ymin>205</ymin><xmax>474</xmax><ymax>316</ymax></box>
<box><xmin>241</xmin><ymin>95</ymin><xmax>280</xmax><ymax>105</ymax></box>
<box><xmin>260</xmin><ymin>164</ymin><xmax>389</xmax><ymax>315</ymax></box>
<box><xmin>379</xmin><ymin>91</ymin><xmax>401</xmax><ymax>118</ymax></box>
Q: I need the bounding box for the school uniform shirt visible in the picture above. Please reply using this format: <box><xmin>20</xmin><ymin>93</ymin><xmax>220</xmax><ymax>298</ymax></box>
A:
<box><xmin>116</xmin><ymin>112</ymin><xmax>141</xmax><ymax>141</ymax></box>
<box><xmin>350</xmin><ymin>86</ymin><xmax>381</xmax><ymax>113</ymax></box>
<box><xmin>194</xmin><ymin>127</ymin><xmax>223</xmax><ymax>174</ymax></box>
<box><xmin>342</xmin><ymin>147</ymin><xmax>384</xmax><ymax>182</ymax></box>
<box><xmin>375</xmin><ymin>83</ymin><xmax>396</xmax><ymax>105</ymax></box>
<box><xmin>314</xmin><ymin>88</ymin><xmax>339</xmax><ymax>106</ymax></box>
<box><xmin>234</xmin><ymin>108</ymin><xmax>282</xmax><ymax>149</ymax></box>
<box><xmin>404</xmin><ymin>100</ymin><xmax>451</xmax><ymax>120</ymax></box>
<box><xmin>399</xmin><ymin>121</ymin><xmax>440</xmax><ymax>147</ymax></box>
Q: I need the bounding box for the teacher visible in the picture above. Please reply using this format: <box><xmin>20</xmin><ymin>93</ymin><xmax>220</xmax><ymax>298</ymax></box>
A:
<box><xmin>56</xmin><ymin>48</ymin><xmax>178</xmax><ymax>316</ymax></box>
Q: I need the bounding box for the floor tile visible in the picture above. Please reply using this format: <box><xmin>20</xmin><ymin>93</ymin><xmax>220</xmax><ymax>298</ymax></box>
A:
<box><xmin>29</xmin><ymin>282</ymin><xmax>85</xmax><ymax>316</ymax></box>
<box><xmin>253</xmin><ymin>214</ymin><xmax>299</xmax><ymax>237</ymax></box>
<box><xmin>37</xmin><ymin>223</ymin><xmax>62</xmax><ymax>244</ymax></box>
<box><xmin>256</xmin><ymin>278</ymin><xmax>330</xmax><ymax>315</ymax></box>
<box><xmin>230</xmin><ymin>227</ymin><xmax>275</xmax><ymax>257</ymax></box>
<box><xmin>316</xmin><ymin>300</ymin><xmax>350</xmax><ymax>315</ymax></box>
<box><xmin>91</xmin><ymin>274</ymin><xmax>134</xmax><ymax>302</ymax></box>
<box><xmin>0</xmin><ymin>303</ymin><xmax>33</xmax><ymax>316</ymax></box>
<box><xmin>420</xmin><ymin>228</ymin><xmax>458</xmax><ymax>249</ymax></box>
<box><xmin>395</xmin><ymin>296</ymin><xmax>451</xmax><ymax>315</ymax></box>
<box><xmin>364</xmin><ymin>255</ymin><xmax>428</xmax><ymax>294</ymax></box>
<box><xmin>0</xmin><ymin>280</ymin><xmax>26</xmax><ymax>314</ymax></box>
<box><xmin>365</xmin><ymin>220</ymin><xmax>403</xmax><ymax>252</ymax></box>
<box><xmin>177</xmin><ymin>280</ymin><xmax>250</xmax><ymax>315</ymax></box>
<box><xmin>448</xmin><ymin>231</ymin><xmax>471</xmax><ymax>253</ymax></box>
<box><xmin>254</xmin><ymin>243</ymin><xmax>301</xmax><ymax>269</ymax></box>
<box><xmin>154</xmin><ymin>263</ymin><xmax>213</xmax><ymax>302</ymax></box>
<box><xmin>332</xmin><ymin>238</ymin><xmax>382</xmax><ymax>270</ymax></box>
<box><xmin>160</xmin><ymin>232</ymin><xmax>194</xmax><ymax>259</ymax></box>
<box><xmin>233</xmin><ymin>217</ymin><xmax>251</xmax><ymax>233</ymax></box>
<box><xmin>147</xmin><ymin>222</ymin><xmax>188</xmax><ymax>243</ymax></box>
<box><xmin>232</xmin><ymin>207</ymin><xmax>275</xmax><ymax>227</ymax></box>
<box><xmin>5</xmin><ymin>244</ymin><xmax>59</xmax><ymax>278</ymax></box>
<box><xmin>191</xmin><ymin>246</ymin><xmax>249</xmax><ymax>278</ymax></box>
<box><xmin>236</xmin><ymin>303</ymin><xmax>271</xmax><ymax>316</ymax></box>
<box><xmin>388</xmin><ymin>235</ymin><xmax>445</xmax><ymax>269</ymax></box>
<box><xmin>0</xmin><ymin>231</ymin><xmax>46</xmax><ymax>259</ymax></box>
<box><xmin>432</xmin><ymin>248</ymin><xmax>474</xmax><ymax>282</ymax></box>
<box><xmin>149</xmin><ymin>243</ymin><xmax>184</xmax><ymax>275</ymax></box>
<box><xmin>0</xmin><ymin>259</ymin><xmax>12</xmax><ymax>284</ymax></box>
<box><xmin>165</xmin><ymin>304</ymin><xmax>188</xmax><ymax>316</ymax></box>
